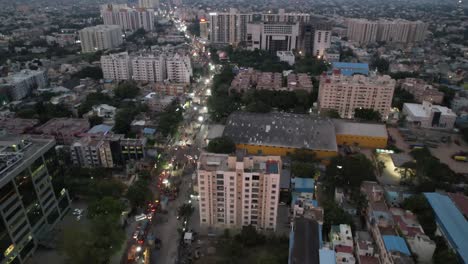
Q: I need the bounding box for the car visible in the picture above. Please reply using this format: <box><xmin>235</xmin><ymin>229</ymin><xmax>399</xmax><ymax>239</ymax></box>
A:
<box><xmin>133</xmin><ymin>231</ymin><xmax>139</xmax><ymax>239</ymax></box>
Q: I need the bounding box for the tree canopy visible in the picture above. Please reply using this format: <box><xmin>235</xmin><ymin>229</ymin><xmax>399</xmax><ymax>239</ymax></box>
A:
<box><xmin>207</xmin><ymin>136</ymin><xmax>236</xmax><ymax>154</ymax></box>
<box><xmin>114</xmin><ymin>81</ymin><xmax>140</xmax><ymax>100</ymax></box>
<box><xmin>354</xmin><ymin>108</ymin><xmax>382</xmax><ymax>122</ymax></box>
<box><xmin>72</xmin><ymin>66</ymin><xmax>103</xmax><ymax>80</ymax></box>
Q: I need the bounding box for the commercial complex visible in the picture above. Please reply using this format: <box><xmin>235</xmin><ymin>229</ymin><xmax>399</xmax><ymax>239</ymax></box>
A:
<box><xmin>424</xmin><ymin>192</ymin><xmax>468</xmax><ymax>264</ymax></box>
<box><xmin>246</xmin><ymin>22</ymin><xmax>301</xmax><ymax>52</ymax></box>
<box><xmin>332</xmin><ymin>119</ymin><xmax>388</xmax><ymax>149</ymax></box>
<box><xmin>223</xmin><ymin>112</ymin><xmax>338</xmax><ymax>159</ymax></box>
<box><xmin>78</xmin><ymin>25</ymin><xmax>123</xmax><ymax>53</ymax></box>
<box><xmin>318</xmin><ymin>71</ymin><xmax>396</xmax><ymax>119</ymax></box>
<box><xmin>0</xmin><ymin>70</ymin><xmax>48</xmax><ymax>101</ymax></box>
<box><xmin>197</xmin><ymin>151</ymin><xmax>281</xmax><ymax>230</ymax></box>
<box><xmin>402</xmin><ymin>101</ymin><xmax>457</xmax><ymax>130</ymax></box>
<box><xmin>0</xmin><ymin>135</ymin><xmax>71</xmax><ymax>264</ymax></box>
<box><xmin>347</xmin><ymin>18</ymin><xmax>428</xmax><ymax>44</ymax></box>
<box><xmin>101</xmin><ymin>52</ymin><xmax>132</xmax><ymax>81</ymax></box>
<box><xmin>101</xmin><ymin>4</ymin><xmax>155</xmax><ymax>32</ymax></box>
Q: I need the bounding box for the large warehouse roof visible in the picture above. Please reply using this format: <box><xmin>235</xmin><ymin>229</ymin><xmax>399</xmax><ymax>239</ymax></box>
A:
<box><xmin>333</xmin><ymin>119</ymin><xmax>388</xmax><ymax>138</ymax></box>
<box><xmin>223</xmin><ymin>112</ymin><xmax>337</xmax><ymax>152</ymax></box>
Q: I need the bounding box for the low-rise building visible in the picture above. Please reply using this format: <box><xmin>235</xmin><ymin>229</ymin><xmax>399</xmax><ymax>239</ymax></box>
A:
<box><xmin>355</xmin><ymin>231</ymin><xmax>376</xmax><ymax>257</ymax></box>
<box><xmin>0</xmin><ymin>70</ymin><xmax>48</xmax><ymax>100</ymax></box>
<box><xmin>153</xmin><ymin>82</ymin><xmax>188</xmax><ymax>96</ymax></box>
<box><xmin>276</xmin><ymin>51</ymin><xmax>295</xmax><ymax>65</ymax></box>
<box><xmin>324</xmin><ymin>48</ymin><xmax>340</xmax><ymax>62</ymax></box>
<box><xmin>332</xmin><ymin>62</ymin><xmax>369</xmax><ymax>76</ymax></box>
<box><xmin>287</xmin><ymin>73</ymin><xmax>313</xmax><ymax>93</ymax></box>
<box><xmin>144</xmin><ymin>92</ymin><xmax>176</xmax><ymax>112</ymax></box>
<box><xmin>332</xmin><ymin>119</ymin><xmax>388</xmax><ymax>149</ymax></box>
<box><xmin>400</xmin><ymin>78</ymin><xmax>443</xmax><ymax>104</ymax></box>
<box><xmin>330</xmin><ymin>224</ymin><xmax>354</xmax><ymax>249</ymax></box>
<box><xmin>0</xmin><ymin>118</ymin><xmax>39</xmax><ymax>134</ymax></box>
<box><xmin>85</xmin><ymin>104</ymin><xmax>117</xmax><ymax>122</ymax></box>
<box><xmin>256</xmin><ymin>72</ymin><xmax>283</xmax><ymax>91</ymax></box>
<box><xmin>35</xmin><ymin>118</ymin><xmax>90</xmax><ymax>145</ymax></box>
<box><xmin>402</xmin><ymin>101</ymin><xmax>456</xmax><ymax>130</ymax></box>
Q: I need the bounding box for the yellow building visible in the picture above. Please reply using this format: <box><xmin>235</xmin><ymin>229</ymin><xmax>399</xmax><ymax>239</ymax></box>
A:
<box><xmin>223</xmin><ymin>112</ymin><xmax>338</xmax><ymax>159</ymax></box>
<box><xmin>332</xmin><ymin>119</ymin><xmax>388</xmax><ymax>149</ymax></box>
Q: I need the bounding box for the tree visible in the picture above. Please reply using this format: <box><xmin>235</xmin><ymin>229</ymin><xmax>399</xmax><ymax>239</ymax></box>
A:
<box><xmin>235</xmin><ymin>225</ymin><xmax>266</xmax><ymax>247</ymax></box>
<box><xmin>354</xmin><ymin>108</ymin><xmax>381</xmax><ymax>122</ymax></box>
<box><xmin>126</xmin><ymin>180</ymin><xmax>152</xmax><ymax>208</ymax></box>
<box><xmin>324</xmin><ymin>109</ymin><xmax>341</xmax><ymax>118</ymax></box>
<box><xmin>322</xmin><ymin>200</ymin><xmax>354</xmax><ymax>235</ymax></box>
<box><xmin>438</xmin><ymin>86</ymin><xmax>456</xmax><ymax>107</ymax></box>
<box><xmin>370</xmin><ymin>57</ymin><xmax>389</xmax><ymax>73</ymax></box>
<box><xmin>113</xmin><ymin>107</ymin><xmax>139</xmax><ymax>135</ymax></box>
<box><xmin>114</xmin><ymin>81</ymin><xmax>140</xmax><ymax>99</ymax></box>
<box><xmin>87</xmin><ymin>197</ymin><xmax>125</xmax><ymax>219</ymax></box>
<box><xmin>246</xmin><ymin>101</ymin><xmax>271</xmax><ymax>113</ymax></box>
<box><xmin>392</xmin><ymin>87</ymin><xmax>416</xmax><ymax>110</ymax></box>
<box><xmin>88</xmin><ymin>115</ymin><xmax>103</xmax><ymax>127</ymax></box>
<box><xmin>291</xmin><ymin>161</ymin><xmax>316</xmax><ymax>178</ymax></box>
<box><xmin>73</xmin><ymin>66</ymin><xmax>103</xmax><ymax>80</ymax></box>
<box><xmin>324</xmin><ymin>154</ymin><xmax>376</xmax><ymax>192</ymax></box>
<box><xmin>178</xmin><ymin>203</ymin><xmax>194</xmax><ymax>219</ymax></box>
<box><xmin>207</xmin><ymin>136</ymin><xmax>236</xmax><ymax>154</ymax></box>
<box><xmin>60</xmin><ymin>226</ymin><xmax>93</xmax><ymax>264</ymax></box>
<box><xmin>78</xmin><ymin>92</ymin><xmax>114</xmax><ymax>117</ymax></box>
<box><xmin>158</xmin><ymin>100</ymin><xmax>184</xmax><ymax>137</ymax></box>
<box><xmin>401</xmin><ymin>194</ymin><xmax>436</xmax><ymax>237</ymax></box>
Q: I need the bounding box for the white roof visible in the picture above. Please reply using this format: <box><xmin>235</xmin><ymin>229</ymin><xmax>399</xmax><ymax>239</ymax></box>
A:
<box><xmin>184</xmin><ymin>232</ymin><xmax>193</xmax><ymax>240</ymax></box>
<box><xmin>333</xmin><ymin>119</ymin><xmax>388</xmax><ymax>138</ymax></box>
<box><xmin>404</xmin><ymin>103</ymin><xmax>456</xmax><ymax>117</ymax></box>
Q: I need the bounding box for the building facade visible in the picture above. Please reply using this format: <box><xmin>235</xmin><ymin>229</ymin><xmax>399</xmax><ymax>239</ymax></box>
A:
<box><xmin>400</xmin><ymin>78</ymin><xmax>444</xmax><ymax>104</ymax></box>
<box><xmin>246</xmin><ymin>22</ymin><xmax>300</xmax><ymax>52</ymax></box>
<box><xmin>318</xmin><ymin>72</ymin><xmax>396</xmax><ymax>119</ymax></box>
<box><xmin>138</xmin><ymin>0</ymin><xmax>159</xmax><ymax>9</ymax></box>
<box><xmin>197</xmin><ymin>152</ymin><xmax>281</xmax><ymax>230</ymax></box>
<box><xmin>0</xmin><ymin>135</ymin><xmax>71</xmax><ymax>264</ymax></box>
<box><xmin>402</xmin><ymin>101</ymin><xmax>457</xmax><ymax>130</ymax></box>
<box><xmin>199</xmin><ymin>18</ymin><xmax>209</xmax><ymax>40</ymax></box>
<box><xmin>101</xmin><ymin>52</ymin><xmax>132</xmax><ymax>81</ymax></box>
<box><xmin>131</xmin><ymin>54</ymin><xmax>166</xmax><ymax>82</ymax></box>
<box><xmin>0</xmin><ymin>70</ymin><xmax>48</xmax><ymax>101</ymax></box>
<box><xmin>79</xmin><ymin>25</ymin><xmax>123</xmax><ymax>53</ymax></box>
<box><xmin>166</xmin><ymin>53</ymin><xmax>192</xmax><ymax>83</ymax></box>
<box><xmin>101</xmin><ymin>4</ymin><xmax>155</xmax><ymax>32</ymax></box>
<box><xmin>208</xmin><ymin>8</ymin><xmax>253</xmax><ymax>45</ymax></box>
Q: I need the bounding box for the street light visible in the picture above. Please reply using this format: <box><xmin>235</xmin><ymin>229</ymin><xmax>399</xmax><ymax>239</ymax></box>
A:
<box><xmin>136</xmin><ymin>246</ymin><xmax>142</xmax><ymax>252</ymax></box>
<box><xmin>198</xmin><ymin>116</ymin><xmax>203</xmax><ymax>122</ymax></box>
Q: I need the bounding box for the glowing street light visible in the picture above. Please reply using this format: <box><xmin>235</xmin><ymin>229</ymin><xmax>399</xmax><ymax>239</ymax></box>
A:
<box><xmin>198</xmin><ymin>116</ymin><xmax>204</xmax><ymax>122</ymax></box>
<box><xmin>136</xmin><ymin>246</ymin><xmax>142</xmax><ymax>252</ymax></box>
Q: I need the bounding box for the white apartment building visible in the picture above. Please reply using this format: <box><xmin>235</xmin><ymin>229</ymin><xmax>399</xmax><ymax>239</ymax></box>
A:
<box><xmin>402</xmin><ymin>101</ymin><xmax>457</xmax><ymax>130</ymax></box>
<box><xmin>197</xmin><ymin>152</ymin><xmax>281</xmax><ymax>231</ymax></box>
<box><xmin>101</xmin><ymin>52</ymin><xmax>132</xmax><ymax>81</ymax></box>
<box><xmin>209</xmin><ymin>8</ymin><xmax>253</xmax><ymax>45</ymax></box>
<box><xmin>101</xmin><ymin>4</ymin><xmax>155</xmax><ymax>32</ymax></box>
<box><xmin>313</xmin><ymin>29</ymin><xmax>331</xmax><ymax>57</ymax></box>
<box><xmin>79</xmin><ymin>25</ymin><xmax>123</xmax><ymax>53</ymax></box>
<box><xmin>166</xmin><ymin>53</ymin><xmax>192</xmax><ymax>83</ymax></box>
<box><xmin>318</xmin><ymin>72</ymin><xmax>396</xmax><ymax>119</ymax></box>
<box><xmin>347</xmin><ymin>18</ymin><xmax>427</xmax><ymax>45</ymax></box>
<box><xmin>0</xmin><ymin>70</ymin><xmax>48</xmax><ymax>100</ymax></box>
<box><xmin>138</xmin><ymin>0</ymin><xmax>159</xmax><ymax>9</ymax></box>
<box><xmin>199</xmin><ymin>17</ymin><xmax>209</xmax><ymax>40</ymax></box>
<box><xmin>246</xmin><ymin>22</ymin><xmax>300</xmax><ymax>52</ymax></box>
<box><xmin>261</xmin><ymin>9</ymin><xmax>310</xmax><ymax>23</ymax></box>
<box><xmin>132</xmin><ymin>54</ymin><xmax>166</xmax><ymax>82</ymax></box>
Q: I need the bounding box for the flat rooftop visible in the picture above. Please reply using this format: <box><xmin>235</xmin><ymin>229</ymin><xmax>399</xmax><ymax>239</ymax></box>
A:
<box><xmin>223</xmin><ymin>112</ymin><xmax>337</xmax><ymax>152</ymax></box>
<box><xmin>333</xmin><ymin>119</ymin><xmax>388</xmax><ymax>138</ymax></box>
<box><xmin>403</xmin><ymin>103</ymin><xmax>456</xmax><ymax>117</ymax></box>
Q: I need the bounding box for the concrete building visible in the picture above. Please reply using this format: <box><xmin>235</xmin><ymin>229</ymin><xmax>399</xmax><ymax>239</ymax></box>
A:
<box><xmin>276</xmin><ymin>51</ymin><xmax>295</xmax><ymax>66</ymax></box>
<box><xmin>330</xmin><ymin>224</ymin><xmax>354</xmax><ymax>249</ymax></box>
<box><xmin>34</xmin><ymin>118</ymin><xmax>90</xmax><ymax>145</ymax></box>
<box><xmin>424</xmin><ymin>192</ymin><xmax>468</xmax><ymax>264</ymax></box>
<box><xmin>0</xmin><ymin>135</ymin><xmax>71</xmax><ymax>263</ymax></box>
<box><xmin>79</xmin><ymin>25</ymin><xmax>123</xmax><ymax>53</ymax></box>
<box><xmin>153</xmin><ymin>82</ymin><xmax>188</xmax><ymax>96</ymax></box>
<box><xmin>287</xmin><ymin>73</ymin><xmax>313</xmax><ymax>93</ymax></box>
<box><xmin>390</xmin><ymin>207</ymin><xmax>436</xmax><ymax>262</ymax></box>
<box><xmin>256</xmin><ymin>72</ymin><xmax>283</xmax><ymax>90</ymax></box>
<box><xmin>332</xmin><ymin>119</ymin><xmax>388</xmax><ymax>149</ymax></box>
<box><xmin>318</xmin><ymin>72</ymin><xmax>396</xmax><ymax>119</ymax></box>
<box><xmin>450</xmin><ymin>92</ymin><xmax>468</xmax><ymax>113</ymax></box>
<box><xmin>166</xmin><ymin>53</ymin><xmax>192</xmax><ymax>83</ymax></box>
<box><xmin>120</xmin><ymin>138</ymin><xmax>146</xmax><ymax>161</ymax></box>
<box><xmin>0</xmin><ymin>70</ymin><xmax>48</xmax><ymax>100</ymax></box>
<box><xmin>299</xmin><ymin>23</ymin><xmax>332</xmax><ymax>57</ymax></box>
<box><xmin>85</xmin><ymin>104</ymin><xmax>117</xmax><ymax>122</ymax></box>
<box><xmin>131</xmin><ymin>54</ymin><xmax>166</xmax><ymax>82</ymax></box>
<box><xmin>71</xmin><ymin>134</ymin><xmax>120</xmax><ymax>168</ymax></box>
<box><xmin>138</xmin><ymin>0</ymin><xmax>158</xmax><ymax>8</ymax></box>
<box><xmin>197</xmin><ymin>151</ymin><xmax>281</xmax><ymax>230</ymax></box>
<box><xmin>199</xmin><ymin>17</ymin><xmax>209</xmax><ymax>40</ymax></box>
<box><xmin>355</xmin><ymin>231</ymin><xmax>376</xmax><ymax>258</ymax></box>
<box><xmin>400</xmin><ymin>78</ymin><xmax>443</xmax><ymax>104</ymax></box>
<box><xmin>208</xmin><ymin>8</ymin><xmax>253</xmax><ymax>45</ymax></box>
<box><xmin>101</xmin><ymin>4</ymin><xmax>155</xmax><ymax>32</ymax></box>
<box><xmin>313</xmin><ymin>29</ymin><xmax>331</xmax><ymax>57</ymax></box>
<box><xmin>324</xmin><ymin>48</ymin><xmax>340</xmax><ymax>62</ymax></box>
<box><xmin>347</xmin><ymin>19</ymin><xmax>427</xmax><ymax>45</ymax></box>
<box><xmin>0</xmin><ymin>118</ymin><xmax>39</xmax><ymax>134</ymax></box>
<box><xmin>262</xmin><ymin>9</ymin><xmax>310</xmax><ymax>24</ymax></box>
<box><xmin>223</xmin><ymin>112</ymin><xmax>338</xmax><ymax>159</ymax></box>
<box><xmin>402</xmin><ymin>101</ymin><xmax>457</xmax><ymax>130</ymax></box>
<box><xmin>246</xmin><ymin>22</ymin><xmax>300</xmax><ymax>52</ymax></box>
<box><xmin>101</xmin><ymin>52</ymin><xmax>132</xmax><ymax>81</ymax></box>
<box><xmin>144</xmin><ymin>92</ymin><xmax>176</xmax><ymax>112</ymax></box>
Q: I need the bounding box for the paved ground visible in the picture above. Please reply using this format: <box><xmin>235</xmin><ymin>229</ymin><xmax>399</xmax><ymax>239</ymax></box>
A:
<box><xmin>377</xmin><ymin>154</ymin><xmax>401</xmax><ymax>185</ymax></box>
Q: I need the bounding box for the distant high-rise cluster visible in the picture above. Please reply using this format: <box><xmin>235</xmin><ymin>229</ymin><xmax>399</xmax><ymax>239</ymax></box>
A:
<box><xmin>346</xmin><ymin>18</ymin><xmax>428</xmax><ymax>44</ymax></box>
<box><xmin>208</xmin><ymin>9</ymin><xmax>331</xmax><ymax>56</ymax></box>
<box><xmin>100</xmin><ymin>4</ymin><xmax>155</xmax><ymax>32</ymax></box>
<box><xmin>138</xmin><ymin>0</ymin><xmax>159</xmax><ymax>9</ymax></box>
<box><xmin>101</xmin><ymin>52</ymin><xmax>192</xmax><ymax>83</ymax></box>
<box><xmin>79</xmin><ymin>25</ymin><xmax>123</xmax><ymax>53</ymax></box>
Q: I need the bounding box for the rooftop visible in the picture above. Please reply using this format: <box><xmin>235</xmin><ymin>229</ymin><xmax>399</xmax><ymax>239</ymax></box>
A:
<box><xmin>332</xmin><ymin>62</ymin><xmax>369</xmax><ymax>76</ymax></box>
<box><xmin>223</xmin><ymin>112</ymin><xmax>337</xmax><ymax>152</ymax></box>
<box><xmin>0</xmin><ymin>118</ymin><xmax>39</xmax><ymax>134</ymax></box>
<box><xmin>382</xmin><ymin>235</ymin><xmax>411</xmax><ymax>256</ymax></box>
<box><xmin>35</xmin><ymin>118</ymin><xmax>90</xmax><ymax>135</ymax></box>
<box><xmin>448</xmin><ymin>192</ymin><xmax>468</xmax><ymax>218</ymax></box>
<box><xmin>358</xmin><ymin>256</ymin><xmax>380</xmax><ymax>264</ymax></box>
<box><xmin>319</xmin><ymin>249</ymin><xmax>336</xmax><ymax>264</ymax></box>
<box><xmin>87</xmin><ymin>124</ymin><xmax>113</xmax><ymax>134</ymax></box>
<box><xmin>332</xmin><ymin>119</ymin><xmax>388</xmax><ymax>138</ymax></box>
<box><xmin>292</xmin><ymin>178</ymin><xmax>315</xmax><ymax>192</ymax></box>
<box><xmin>424</xmin><ymin>192</ymin><xmax>468</xmax><ymax>263</ymax></box>
<box><xmin>403</xmin><ymin>102</ymin><xmax>456</xmax><ymax>117</ymax></box>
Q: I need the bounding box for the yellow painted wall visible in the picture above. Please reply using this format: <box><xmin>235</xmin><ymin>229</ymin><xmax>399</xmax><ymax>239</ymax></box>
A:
<box><xmin>236</xmin><ymin>144</ymin><xmax>338</xmax><ymax>159</ymax></box>
<box><xmin>336</xmin><ymin>134</ymin><xmax>387</xmax><ymax>149</ymax></box>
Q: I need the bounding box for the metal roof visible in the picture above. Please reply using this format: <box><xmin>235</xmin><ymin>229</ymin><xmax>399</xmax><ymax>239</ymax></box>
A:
<box><xmin>382</xmin><ymin>235</ymin><xmax>411</xmax><ymax>256</ymax></box>
<box><xmin>332</xmin><ymin>119</ymin><xmax>388</xmax><ymax>138</ymax></box>
<box><xmin>424</xmin><ymin>192</ymin><xmax>468</xmax><ymax>263</ymax></box>
<box><xmin>332</xmin><ymin>62</ymin><xmax>369</xmax><ymax>76</ymax></box>
<box><xmin>292</xmin><ymin>178</ymin><xmax>315</xmax><ymax>193</ymax></box>
<box><xmin>223</xmin><ymin>112</ymin><xmax>337</xmax><ymax>152</ymax></box>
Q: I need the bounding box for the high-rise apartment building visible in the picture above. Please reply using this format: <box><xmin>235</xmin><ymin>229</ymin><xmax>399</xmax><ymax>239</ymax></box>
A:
<box><xmin>101</xmin><ymin>52</ymin><xmax>132</xmax><ymax>81</ymax></box>
<box><xmin>262</xmin><ymin>9</ymin><xmax>310</xmax><ymax>23</ymax></box>
<box><xmin>313</xmin><ymin>28</ymin><xmax>331</xmax><ymax>57</ymax></box>
<box><xmin>0</xmin><ymin>70</ymin><xmax>48</xmax><ymax>101</ymax></box>
<box><xmin>199</xmin><ymin>17</ymin><xmax>209</xmax><ymax>40</ymax></box>
<box><xmin>347</xmin><ymin>19</ymin><xmax>427</xmax><ymax>44</ymax></box>
<box><xmin>246</xmin><ymin>22</ymin><xmax>300</xmax><ymax>52</ymax></box>
<box><xmin>132</xmin><ymin>54</ymin><xmax>166</xmax><ymax>82</ymax></box>
<box><xmin>0</xmin><ymin>135</ymin><xmax>71</xmax><ymax>264</ymax></box>
<box><xmin>208</xmin><ymin>8</ymin><xmax>253</xmax><ymax>45</ymax></box>
<box><xmin>166</xmin><ymin>53</ymin><xmax>192</xmax><ymax>83</ymax></box>
<box><xmin>197</xmin><ymin>151</ymin><xmax>281</xmax><ymax>231</ymax></box>
<box><xmin>318</xmin><ymin>71</ymin><xmax>396</xmax><ymax>119</ymax></box>
<box><xmin>101</xmin><ymin>4</ymin><xmax>155</xmax><ymax>32</ymax></box>
<box><xmin>138</xmin><ymin>0</ymin><xmax>159</xmax><ymax>9</ymax></box>
<box><xmin>79</xmin><ymin>25</ymin><xmax>123</xmax><ymax>53</ymax></box>
<box><xmin>299</xmin><ymin>23</ymin><xmax>332</xmax><ymax>57</ymax></box>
